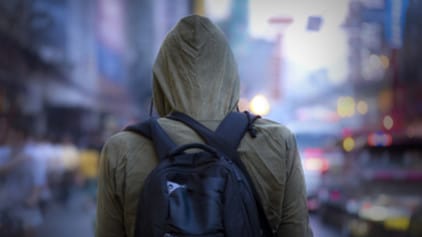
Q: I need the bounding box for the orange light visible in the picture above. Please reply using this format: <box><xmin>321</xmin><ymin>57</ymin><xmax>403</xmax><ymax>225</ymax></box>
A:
<box><xmin>304</xmin><ymin>157</ymin><xmax>329</xmax><ymax>173</ymax></box>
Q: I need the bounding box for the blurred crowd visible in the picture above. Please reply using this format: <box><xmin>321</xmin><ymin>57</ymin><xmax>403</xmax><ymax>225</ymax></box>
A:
<box><xmin>0</xmin><ymin>117</ymin><xmax>102</xmax><ymax>237</ymax></box>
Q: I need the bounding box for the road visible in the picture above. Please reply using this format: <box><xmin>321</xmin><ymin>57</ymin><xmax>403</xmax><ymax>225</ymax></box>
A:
<box><xmin>310</xmin><ymin>213</ymin><xmax>341</xmax><ymax>237</ymax></box>
<box><xmin>36</xmin><ymin>192</ymin><xmax>96</xmax><ymax>237</ymax></box>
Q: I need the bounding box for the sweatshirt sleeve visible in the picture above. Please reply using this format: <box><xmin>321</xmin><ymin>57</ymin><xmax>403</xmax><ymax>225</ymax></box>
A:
<box><xmin>276</xmin><ymin>132</ymin><xmax>313</xmax><ymax>237</ymax></box>
<box><xmin>96</xmin><ymin>138</ymin><xmax>126</xmax><ymax>237</ymax></box>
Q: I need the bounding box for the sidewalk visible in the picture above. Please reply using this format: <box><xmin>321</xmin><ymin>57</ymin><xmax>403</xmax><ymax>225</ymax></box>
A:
<box><xmin>36</xmin><ymin>192</ymin><xmax>96</xmax><ymax>237</ymax></box>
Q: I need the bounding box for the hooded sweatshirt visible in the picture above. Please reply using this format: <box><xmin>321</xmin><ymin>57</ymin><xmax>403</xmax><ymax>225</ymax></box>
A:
<box><xmin>96</xmin><ymin>15</ymin><xmax>313</xmax><ymax>237</ymax></box>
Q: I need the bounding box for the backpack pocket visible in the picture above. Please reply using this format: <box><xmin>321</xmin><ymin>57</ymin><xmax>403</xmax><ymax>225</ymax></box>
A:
<box><xmin>166</xmin><ymin>174</ymin><xmax>226</xmax><ymax>235</ymax></box>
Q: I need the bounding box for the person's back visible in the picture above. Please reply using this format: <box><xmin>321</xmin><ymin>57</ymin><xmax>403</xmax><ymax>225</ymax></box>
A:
<box><xmin>96</xmin><ymin>15</ymin><xmax>313</xmax><ymax>237</ymax></box>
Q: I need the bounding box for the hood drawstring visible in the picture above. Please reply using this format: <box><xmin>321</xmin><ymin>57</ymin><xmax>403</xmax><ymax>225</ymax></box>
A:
<box><xmin>244</xmin><ymin>111</ymin><xmax>261</xmax><ymax>138</ymax></box>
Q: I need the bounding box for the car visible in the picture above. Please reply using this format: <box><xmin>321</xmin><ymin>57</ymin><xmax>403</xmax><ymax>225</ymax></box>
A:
<box><xmin>294</xmin><ymin>132</ymin><xmax>343</xmax><ymax>212</ymax></box>
<box><xmin>318</xmin><ymin>133</ymin><xmax>422</xmax><ymax>237</ymax></box>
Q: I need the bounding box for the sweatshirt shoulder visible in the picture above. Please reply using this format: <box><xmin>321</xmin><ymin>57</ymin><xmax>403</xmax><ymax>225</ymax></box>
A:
<box><xmin>254</xmin><ymin>118</ymin><xmax>297</xmax><ymax>149</ymax></box>
<box><xmin>101</xmin><ymin>131</ymin><xmax>151</xmax><ymax>163</ymax></box>
<box><xmin>255</xmin><ymin>118</ymin><xmax>295</xmax><ymax>138</ymax></box>
<box><xmin>104</xmin><ymin>131</ymin><xmax>144</xmax><ymax>148</ymax></box>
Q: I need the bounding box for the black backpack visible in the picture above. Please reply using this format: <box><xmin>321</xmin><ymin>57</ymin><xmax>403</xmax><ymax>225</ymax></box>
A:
<box><xmin>125</xmin><ymin>111</ymin><xmax>274</xmax><ymax>237</ymax></box>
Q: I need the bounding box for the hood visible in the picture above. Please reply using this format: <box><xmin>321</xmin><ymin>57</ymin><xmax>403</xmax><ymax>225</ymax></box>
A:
<box><xmin>152</xmin><ymin>15</ymin><xmax>240</xmax><ymax>120</ymax></box>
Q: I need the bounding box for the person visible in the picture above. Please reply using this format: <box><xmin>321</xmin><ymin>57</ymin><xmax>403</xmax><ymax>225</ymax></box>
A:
<box><xmin>96</xmin><ymin>15</ymin><xmax>313</xmax><ymax>237</ymax></box>
<box><xmin>78</xmin><ymin>142</ymin><xmax>100</xmax><ymax>207</ymax></box>
<box><xmin>0</xmin><ymin>126</ymin><xmax>43</xmax><ymax>237</ymax></box>
<box><xmin>57</xmin><ymin>135</ymin><xmax>80</xmax><ymax>206</ymax></box>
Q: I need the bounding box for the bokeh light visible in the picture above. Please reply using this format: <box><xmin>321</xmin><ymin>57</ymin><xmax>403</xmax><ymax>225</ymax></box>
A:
<box><xmin>383</xmin><ymin>115</ymin><xmax>394</xmax><ymax>130</ymax></box>
<box><xmin>337</xmin><ymin>96</ymin><xmax>356</xmax><ymax>118</ymax></box>
<box><xmin>343</xmin><ymin>136</ymin><xmax>355</xmax><ymax>152</ymax></box>
<box><xmin>380</xmin><ymin>55</ymin><xmax>390</xmax><ymax>69</ymax></box>
<box><xmin>357</xmin><ymin>100</ymin><xmax>369</xmax><ymax>115</ymax></box>
<box><xmin>249</xmin><ymin>94</ymin><xmax>271</xmax><ymax>116</ymax></box>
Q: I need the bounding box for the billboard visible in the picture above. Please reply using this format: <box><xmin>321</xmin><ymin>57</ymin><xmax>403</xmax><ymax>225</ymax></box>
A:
<box><xmin>96</xmin><ymin>0</ymin><xmax>126</xmax><ymax>86</ymax></box>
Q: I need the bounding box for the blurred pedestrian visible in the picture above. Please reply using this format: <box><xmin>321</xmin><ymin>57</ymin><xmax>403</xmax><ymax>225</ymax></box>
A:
<box><xmin>57</xmin><ymin>135</ymin><xmax>80</xmax><ymax>206</ymax></box>
<box><xmin>96</xmin><ymin>15</ymin><xmax>312</xmax><ymax>237</ymax></box>
<box><xmin>45</xmin><ymin>135</ymin><xmax>65</xmax><ymax>203</ymax></box>
<box><xmin>0</xmin><ymin>126</ymin><xmax>43</xmax><ymax>237</ymax></box>
<box><xmin>0</xmin><ymin>132</ymin><xmax>24</xmax><ymax>176</ymax></box>
<box><xmin>32</xmin><ymin>134</ymin><xmax>56</xmax><ymax>214</ymax></box>
<box><xmin>78</xmin><ymin>143</ymin><xmax>100</xmax><ymax>207</ymax></box>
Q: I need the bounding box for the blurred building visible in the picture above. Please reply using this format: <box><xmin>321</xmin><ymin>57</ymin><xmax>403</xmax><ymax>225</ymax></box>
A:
<box><xmin>126</xmin><ymin>0</ymin><xmax>192</xmax><ymax>119</ymax></box>
<box><xmin>399</xmin><ymin>0</ymin><xmax>422</xmax><ymax>137</ymax></box>
<box><xmin>0</xmin><ymin>0</ymin><xmax>195</xmax><ymax>143</ymax></box>
<box><xmin>0</xmin><ymin>0</ymin><xmax>66</xmax><ymax>135</ymax></box>
<box><xmin>344</xmin><ymin>0</ymin><xmax>416</xmax><ymax>138</ymax></box>
<box><xmin>280</xmin><ymin>0</ymin><xmax>417</xmax><ymax>139</ymax></box>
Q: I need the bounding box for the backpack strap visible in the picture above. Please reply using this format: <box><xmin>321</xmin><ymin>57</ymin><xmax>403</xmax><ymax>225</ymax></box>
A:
<box><xmin>216</xmin><ymin>112</ymin><xmax>273</xmax><ymax>237</ymax></box>
<box><xmin>168</xmin><ymin>111</ymin><xmax>260</xmax><ymax>147</ymax></box>
<box><xmin>167</xmin><ymin>111</ymin><xmax>274</xmax><ymax>237</ymax></box>
<box><xmin>124</xmin><ymin>118</ymin><xmax>177</xmax><ymax>161</ymax></box>
<box><xmin>215</xmin><ymin>111</ymin><xmax>261</xmax><ymax>148</ymax></box>
<box><xmin>167</xmin><ymin>111</ymin><xmax>260</xmax><ymax>158</ymax></box>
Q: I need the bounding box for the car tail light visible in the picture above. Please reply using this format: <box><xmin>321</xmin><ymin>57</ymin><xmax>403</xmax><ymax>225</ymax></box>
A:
<box><xmin>304</xmin><ymin>157</ymin><xmax>329</xmax><ymax>173</ymax></box>
<box><xmin>329</xmin><ymin>190</ymin><xmax>341</xmax><ymax>201</ymax></box>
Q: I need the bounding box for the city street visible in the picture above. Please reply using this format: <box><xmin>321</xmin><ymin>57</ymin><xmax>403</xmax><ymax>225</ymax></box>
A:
<box><xmin>310</xmin><ymin>214</ymin><xmax>340</xmax><ymax>237</ymax></box>
<box><xmin>36</xmin><ymin>192</ymin><xmax>96</xmax><ymax>237</ymax></box>
<box><xmin>36</xmin><ymin>192</ymin><xmax>340</xmax><ymax>237</ymax></box>
<box><xmin>2</xmin><ymin>0</ymin><xmax>421</xmax><ymax>237</ymax></box>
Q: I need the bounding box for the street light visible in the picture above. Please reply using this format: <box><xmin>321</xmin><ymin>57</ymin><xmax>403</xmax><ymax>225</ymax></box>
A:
<box><xmin>250</xmin><ymin>94</ymin><xmax>271</xmax><ymax>116</ymax></box>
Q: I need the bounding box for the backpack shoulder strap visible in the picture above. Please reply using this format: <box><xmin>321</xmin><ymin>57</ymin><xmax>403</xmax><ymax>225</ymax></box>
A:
<box><xmin>215</xmin><ymin>111</ymin><xmax>260</xmax><ymax>149</ymax></box>
<box><xmin>217</xmin><ymin>112</ymin><xmax>273</xmax><ymax>237</ymax></box>
<box><xmin>124</xmin><ymin>119</ymin><xmax>152</xmax><ymax>138</ymax></box>
<box><xmin>167</xmin><ymin>111</ymin><xmax>260</xmax><ymax>151</ymax></box>
<box><xmin>124</xmin><ymin>118</ymin><xmax>177</xmax><ymax>161</ymax></box>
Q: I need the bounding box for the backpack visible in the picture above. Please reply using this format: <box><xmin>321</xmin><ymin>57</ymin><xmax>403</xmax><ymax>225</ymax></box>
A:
<box><xmin>124</xmin><ymin>111</ymin><xmax>274</xmax><ymax>237</ymax></box>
